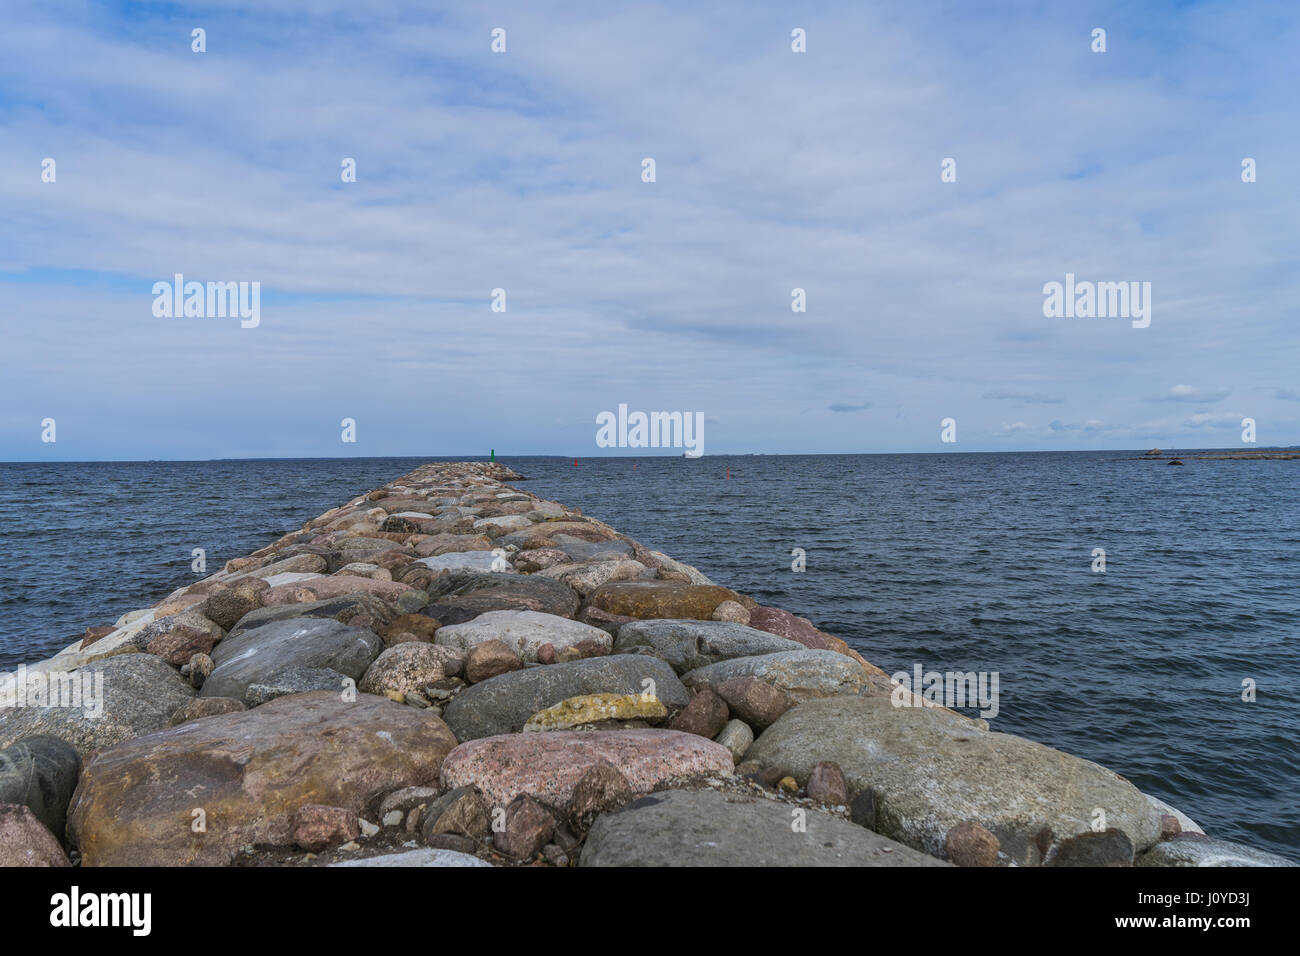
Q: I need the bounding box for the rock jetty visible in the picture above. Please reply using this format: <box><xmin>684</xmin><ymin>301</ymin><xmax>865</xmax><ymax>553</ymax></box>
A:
<box><xmin>0</xmin><ymin>461</ymin><xmax>1292</xmax><ymax>867</ymax></box>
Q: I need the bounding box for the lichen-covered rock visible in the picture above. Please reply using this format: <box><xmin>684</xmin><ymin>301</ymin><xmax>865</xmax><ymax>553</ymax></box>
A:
<box><xmin>436</xmin><ymin>610</ymin><xmax>610</xmax><ymax>664</ymax></box>
<box><xmin>614</xmin><ymin>619</ymin><xmax>802</xmax><ymax>674</ymax></box>
<box><xmin>586</xmin><ymin>582</ymin><xmax>742</xmax><ymax>620</ymax></box>
<box><xmin>359</xmin><ymin>643</ymin><xmax>464</xmax><ymax>699</ymax></box>
<box><xmin>681</xmin><ymin>650</ymin><xmax>872</xmax><ymax>704</ymax></box>
<box><xmin>523</xmin><ymin>693</ymin><xmax>667</xmax><ymax>732</ymax></box>
<box><xmin>746</xmin><ymin>695</ymin><xmax>1163</xmax><ymax>865</ymax></box>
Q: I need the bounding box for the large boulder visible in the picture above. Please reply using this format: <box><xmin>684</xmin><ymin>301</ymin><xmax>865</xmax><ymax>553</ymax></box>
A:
<box><xmin>435</xmin><ymin>610</ymin><xmax>611</xmax><ymax>663</ymax></box>
<box><xmin>67</xmin><ymin>691</ymin><xmax>458</xmax><ymax>866</ymax></box>
<box><xmin>1136</xmin><ymin>837</ymin><xmax>1296</xmax><ymax>867</ymax></box>
<box><xmin>536</xmin><ymin>560</ymin><xmax>647</xmax><ymax>596</ymax></box>
<box><xmin>224</xmin><ymin>592</ymin><xmax>397</xmax><ymax>640</ymax></box>
<box><xmin>746</xmin><ymin>696</ymin><xmax>1163</xmax><ymax>865</ymax></box>
<box><xmin>441</xmin><ymin>729</ymin><xmax>733</xmax><ymax>808</ymax></box>
<box><xmin>586</xmin><ymin>582</ymin><xmax>742</xmax><ymax>620</ymax></box>
<box><xmin>680</xmin><ymin>650</ymin><xmax>874</xmax><ymax>703</ymax></box>
<box><xmin>442</xmin><ymin>655</ymin><xmax>688</xmax><ymax>741</ymax></box>
<box><xmin>580</xmin><ymin>790</ymin><xmax>948</xmax><ymax>867</ymax></box>
<box><xmin>0</xmin><ymin>654</ymin><xmax>195</xmax><ymax>757</ymax></box>
<box><xmin>200</xmin><ymin>618</ymin><xmax>383</xmax><ymax>704</ymax></box>
<box><xmin>0</xmin><ymin>736</ymin><xmax>81</xmax><ymax>838</ymax></box>
<box><xmin>614</xmin><ymin>619</ymin><xmax>803</xmax><ymax>674</ymax></box>
<box><xmin>358</xmin><ymin>643</ymin><xmax>464</xmax><ymax>699</ymax></box>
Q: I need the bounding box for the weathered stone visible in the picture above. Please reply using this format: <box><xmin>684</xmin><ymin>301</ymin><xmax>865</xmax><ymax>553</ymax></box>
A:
<box><xmin>586</xmin><ymin>582</ymin><xmax>742</xmax><ymax>620</ymax></box>
<box><xmin>1136</xmin><ymin>836</ymin><xmax>1297</xmax><ymax>867</ymax></box>
<box><xmin>494</xmin><ymin>794</ymin><xmax>554</xmax><ymax>859</ymax></box>
<box><xmin>538</xmin><ymin>560</ymin><xmax>646</xmax><ymax>597</ymax></box>
<box><xmin>244</xmin><ymin>666</ymin><xmax>349</xmax><ymax>706</ymax></box>
<box><xmin>581</xmin><ymin>790</ymin><xmax>949</xmax><ymax>867</ymax></box>
<box><xmin>419</xmin><ymin>786</ymin><xmax>491</xmax><ymax>843</ymax></box>
<box><xmin>715</xmin><ymin>677</ymin><xmax>793</xmax><ymax>729</ymax></box>
<box><xmin>204</xmin><ymin>581</ymin><xmax>269</xmax><ymax>631</ymax></box>
<box><xmin>0</xmin><ymin>736</ymin><xmax>81</xmax><ymax>838</ymax></box>
<box><xmin>944</xmin><ymin>820</ymin><xmax>1000</xmax><ymax>866</ymax></box>
<box><xmin>644</xmin><ymin>552</ymin><xmax>713</xmax><ymax>585</ymax></box>
<box><xmin>1045</xmin><ymin>829</ymin><xmax>1134</xmax><ymax>867</ymax></box>
<box><xmin>168</xmin><ymin>697</ymin><xmax>246</xmax><ymax>726</ymax></box>
<box><xmin>614</xmin><ymin>619</ymin><xmax>802</xmax><ymax>674</ymax></box>
<box><xmin>0</xmin><ymin>654</ymin><xmax>195</xmax><ymax>757</ymax></box>
<box><xmin>329</xmin><ymin>847</ymin><xmax>491</xmax><ymax>867</ymax></box>
<box><xmin>711</xmin><ymin>600</ymin><xmax>750</xmax><ymax>624</ymax></box>
<box><xmin>293</xmin><ymin>804</ymin><xmax>359</xmax><ymax>852</ymax></box>
<box><xmin>567</xmin><ymin>763</ymin><xmax>633</xmax><ymax>835</ymax></box>
<box><xmin>714</xmin><ymin>719</ymin><xmax>753</xmax><ymax>762</ymax></box>
<box><xmin>681</xmin><ymin>650</ymin><xmax>873</xmax><ymax>704</ymax></box>
<box><xmin>442</xmin><ymin>655</ymin><xmax>688</xmax><ymax>741</ymax></box>
<box><xmin>0</xmin><ymin>804</ymin><xmax>71</xmax><ymax>866</ymax></box>
<box><xmin>668</xmin><ymin>688</ymin><xmax>729</xmax><ymax>739</ymax></box>
<box><xmin>377</xmin><ymin>786</ymin><xmax>439</xmax><ymax>819</ymax></box>
<box><xmin>147</xmin><ymin>624</ymin><xmax>217</xmax><ymax>666</ymax></box>
<box><xmin>225</xmin><ymin>592</ymin><xmax>396</xmax><ymax>640</ymax></box>
<box><xmin>436</xmin><ymin>610</ymin><xmax>611</xmax><ymax>664</ymax></box>
<box><xmin>359</xmin><ymin>643</ymin><xmax>463</xmax><ymax>699</ymax></box>
<box><xmin>523</xmin><ymin>693</ymin><xmax>667</xmax><ymax>731</ymax></box>
<box><xmin>187</xmin><ymin>652</ymin><xmax>214</xmax><ymax>688</ymax></box>
<box><xmin>68</xmin><ymin>692</ymin><xmax>458</xmax><ymax>866</ymax></box>
<box><xmin>806</xmin><ymin>761</ymin><xmax>849</xmax><ymax>806</ymax></box>
<box><xmin>262</xmin><ymin>575</ymin><xmax>413</xmax><ymax>606</ymax></box>
<box><xmin>201</xmin><ymin>617</ymin><xmax>383</xmax><ymax>704</ymax></box>
<box><xmin>464</xmin><ymin>640</ymin><xmax>523</xmax><ymax>683</ymax></box>
<box><xmin>441</xmin><ymin>729</ymin><xmax>734</xmax><ymax>808</ymax></box>
<box><xmin>746</xmin><ymin>696</ymin><xmax>1163</xmax><ymax>865</ymax></box>
<box><xmin>512</xmin><ymin>548</ymin><xmax>570</xmax><ymax>572</ymax></box>
<box><xmin>424</xmin><ymin>572</ymin><xmax>581</xmax><ymax>619</ymax></box>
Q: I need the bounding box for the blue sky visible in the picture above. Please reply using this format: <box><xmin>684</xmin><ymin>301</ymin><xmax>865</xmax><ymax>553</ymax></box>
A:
<box><xmin>2</xmin><ymin>0</ymin><xmax>1298</xmax><ymax>459</ymax></box>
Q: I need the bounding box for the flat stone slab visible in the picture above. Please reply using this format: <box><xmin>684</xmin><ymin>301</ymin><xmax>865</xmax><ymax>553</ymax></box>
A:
<box><xmin>1137</xmin><ymin>836</ymin><xmax>1296</xmax><ymax>867</ymax></box>
<box><xmin>68</xmin><ymin>691</ymin><xmax>458</xmax><ymax>866</ymax></box>
<box><xmin>329</xmin><ymin>848</ymin><xmax>492</xmax><ymax>867</ymax></box>
<box><xmin>586</xmin><ymin>582</ymin><xmax>742</xmax><ymax>620</ymax></box>
<box><xmin>441</xmin><ymin>729</ymin><xmax>734</xmax><ymax>808</ymax></box>
<box><xmin>615</xmin><ymin>619</ymin><xmax>804</xmax><ymax>674</ymax></box>
<box><xmin>202</xmin><ymin>617</ymin><xmax>383</xmax><ymax>704</ymax></box>
<box><xmin>681</xmin><ymin>649</ymin><xmax>873</xmax><ymax>702</ymax></box>
<box><xmin>580</xmin><ymin>789</ymin><xmax>949</xmax><ymax>867</ymax></box>
<box><xmin>436</xmin><ymin>610</ymin><xmax>611</xmax><ymax>663</ymax></box>
<box><xmin>442</xmin><ymin>654</ymin><xmax>689</xmax><ymax>741</ymax></box>
<box><xmin>746</xmin><ymin>695</ymin><xmax>1162</xmax><ymax>865</ymax></box>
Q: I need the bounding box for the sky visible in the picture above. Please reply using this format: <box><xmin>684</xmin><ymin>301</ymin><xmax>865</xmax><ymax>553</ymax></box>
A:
<box><xmin>1</xmin><ymin>0</ymin><xmax>1298</xmax><ymax>460</ymax></box>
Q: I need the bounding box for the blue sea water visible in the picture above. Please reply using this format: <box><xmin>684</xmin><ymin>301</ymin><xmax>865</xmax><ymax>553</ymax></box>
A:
<box><xmin>0</xmin><ymin>452</ymin><xmax>1296</xmax><ymax>860</ymax></box>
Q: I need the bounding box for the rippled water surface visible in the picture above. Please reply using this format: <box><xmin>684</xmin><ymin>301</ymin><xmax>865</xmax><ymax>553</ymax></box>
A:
<box><xmin>1</xmin><ymin>452</ymin><xmax>1296</xmax><ymax>859</ymax></box>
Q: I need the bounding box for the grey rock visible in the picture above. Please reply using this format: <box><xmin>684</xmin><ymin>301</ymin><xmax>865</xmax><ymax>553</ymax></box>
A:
<box><xmin>442</xmin><ymin>654</ymin><xmax>689</xmax><ymax>741</ymax></box>
<box><xmin>0</xmin><ymin>654</ymin><xmax>195</xmax><ymax>758</ymax></box>
<box><xmin>746</xmin><ymin>695</ymin><xmax>1163</xmax><ymax>865</ymax></box>
<box><xmin>548</xmin><ymin>534</ymin><xmax>634</xmax><ymax>561</ymax></box>
<box><xmin>1136</xmin><ymin>836</ymin><xmax>1297</xmax><ymax>867</ymax></box>
<box><xmin>0</xmin><ymin>736</ymin><xmax>81</xmax><ymax>838</ymax></box>
<box><xmin>201</xmin><ymin>618</ymin><xmax>382</xmax><ymax>704</ymax></box>
<box><xmin>328</xmin><ymin>847</ymin><xmax>491</xmax><ymax>867</ymax></box>
<box><xmin>580</xmin><ymin>789</ymin><xmax>948</xmax><ymax>867</ymax></box>
<box><xmin>615</xmin><ymin>619</ymin><xmax>803</xmax><ymax>674</ymax></box>
<box><xmin>244</xmin><ymin>666</ymin><xmax>351</xmax><ymax>707</ymax></box>
<box><xmin>714</xmin><ymin>719</ymin><xmax>754</xmax><ymax>762</ymax></box>
<box><xmin>680</xmin><ymin>649</ymin><xmax>872</xmax><ymax>702</ymax></box>
<box><xmin>225</xmin><ymin>592</ymin><xmax>396</xmax><ymax>640</ymax></box>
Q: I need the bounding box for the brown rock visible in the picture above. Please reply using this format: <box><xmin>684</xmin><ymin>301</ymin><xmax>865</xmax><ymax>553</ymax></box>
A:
<box><xmin>0</xmin><ymin>804</ymin><xmax>71</xmax><ymax>866</ymax></box>
<box><xmin>586</xmin><ymin>582</ymin><xmax>742</xmax><ymax>621</ymax></box>
<box><xmin>80</xmin><ymin>626</ymin><xmax>116</xmax><ymax>650</ymax></box>
<box><xmin>67</xmin><ymin>691</ymin><xmax>458</xmax><ymax>866</ymax></box>
<box><xmin>567</xmin><ymin>763</ymin><xmax>633</xmax><ymax>835</ymax></box>
<box><xmin>168</xmin><ymin>697</ymin><xmax>246</xmax><ymax>726</ymax></box>
<box><xmin>668</xmin><ymin>688</ymin><xmax>729</xmax><ymax>739</ymax></box>
<box><xmin>1159</xmin><ymin>813</ymin><xmax>1182</xmax><ymax>840</ymax></box>
<box><xmin>806</xmin><ymin>761</ymin><xmax>849</xmax><ymax>806</ymax></box>
<box><xmin>536</xmin><ymin>643</ymin><xmax>556</xmax><ymax>665</ymax></box>
<box><xmin>204</xmin><ymin>580</ymin><xmax>268</xmax><ymax>631</ymax></box>
<box><xmin>464</xmin><ymin>639</ymin><xmax>523</xmax><ymax>683</ymax></box>
<box><xmin>715</xmin><ymin>676</ymin><xmax>792</xmax><ymax>729</ymax></box>
<box><xmin>187</xmin><ymin>652</ymin><xmax>214</xmax><ymax>689</ymax></box>
<box><xmin>381</xmin><ymin>613</ymin><xmax>440</xmax><ymax>645</ymax></box>
<box><xmin>420</xmin><ymin>786</ymin><xmax>491</xmax><ymax>843</ymax></box>
<box><xmin>293</xmin><ymin>804</ymin><xmax>360</xmax><ymax>852</ymax></box>
<box><xmin>494</xmin><ymin>794</ymin><xmax>554</xmax><ymax>859</ymax></box>
<box><xmin>147</xmin><ymin>624</ymin><xmax>216</xmax><ymax>666</ymax></box>
<box><xmin>945</xmin><ymin>820</ymin><xmax>1000</xmax><ymax>867</ymax></box>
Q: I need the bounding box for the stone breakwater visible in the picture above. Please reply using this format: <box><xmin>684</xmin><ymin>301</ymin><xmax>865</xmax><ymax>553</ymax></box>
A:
<box><xmin>0</xmin><ymin>461</ymin><xmax>1292</xmax><ymax>868</ymax></box>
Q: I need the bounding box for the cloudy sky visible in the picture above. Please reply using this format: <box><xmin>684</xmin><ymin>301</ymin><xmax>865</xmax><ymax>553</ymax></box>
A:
<box><xmin>2</xmin><ymin>0</ymin><xmax>1297</xmax><ymax>459</ymax></box>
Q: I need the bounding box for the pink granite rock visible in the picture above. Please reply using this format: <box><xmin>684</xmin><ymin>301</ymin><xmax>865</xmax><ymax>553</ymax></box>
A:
<box><xmin>440</xmin><ymin>729</ymin><xmax>734</xmax><ymax>808</ymax></box>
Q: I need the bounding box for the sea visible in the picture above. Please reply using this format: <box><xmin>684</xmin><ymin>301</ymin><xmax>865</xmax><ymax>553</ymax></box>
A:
<box><xmin>0</xmin><ymin>452</ymin><xmax>1296</xmax><ymax>860</ymax></box>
